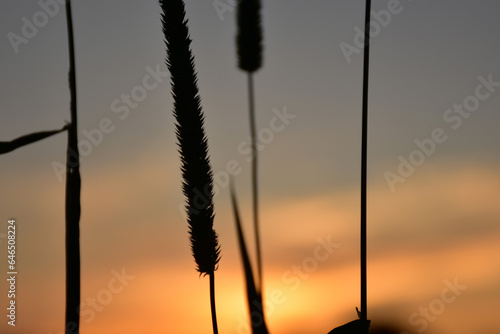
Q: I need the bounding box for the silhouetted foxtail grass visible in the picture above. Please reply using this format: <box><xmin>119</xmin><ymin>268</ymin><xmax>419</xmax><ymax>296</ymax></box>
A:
<box><xmin>237</xmin><ymin>0</ymin><xmax>263</xmax><ymax>72</ymax></box>
<box><xmin>235</xmin><ymin>1</ymin><xmax>269</xmax><ymax>332</ymax></box>
<box><xmin>236</xmin><ymin>0</ymin><xmax>264</xmax><ymax>296</ymax></box>
<box><xmin>159</xmin><ymin>1</ymin><xmax>220</xmax><ymax>332</ymax></box>
<box><xmin>64</xmin><ymin>1</ymin><xmax>81</xmax><ymax>333</ymax></box>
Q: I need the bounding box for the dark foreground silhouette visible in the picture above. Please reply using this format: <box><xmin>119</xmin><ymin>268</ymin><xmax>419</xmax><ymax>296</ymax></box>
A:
<box><xmin>0</xmin><ymin>125</ymin><xmax>67</xmax><ymax>155</ymax></box>
<box><xmin>328</xmin><ymin>319</ymin><xmax>370</xmax><ymax>334</ymax></box>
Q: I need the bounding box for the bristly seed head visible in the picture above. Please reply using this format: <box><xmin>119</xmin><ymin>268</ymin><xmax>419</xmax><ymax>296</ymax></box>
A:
<box><xmin>159</xmin><ymin>0</ymin><xmax>221</xmax><ymax>276</ymax></box>
<box><xmin>236</xmin><ymin>0</ymin><xmax>263</xmax><ymax>72</ymax></box>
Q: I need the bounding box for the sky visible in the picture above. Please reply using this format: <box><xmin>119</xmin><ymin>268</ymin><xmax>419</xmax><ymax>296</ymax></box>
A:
<box><xmin>1</xmin><ymin>0</ymin><xmax>500</xmax><ymax>333</ymax></box>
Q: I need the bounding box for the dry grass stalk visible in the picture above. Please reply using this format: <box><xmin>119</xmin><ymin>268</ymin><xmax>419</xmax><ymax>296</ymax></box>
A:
<box><xmin>159</xmin><ymin>1</ymin><xmax>221</xmax><ymax>332</ymax></box>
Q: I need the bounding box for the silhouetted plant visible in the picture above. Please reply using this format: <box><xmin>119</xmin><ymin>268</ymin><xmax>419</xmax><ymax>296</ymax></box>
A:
<box><xmin>328</xmin><ymin>319</ymin><xmax>371</xmax><ymax>334</ymax></box>
<box><xmin>359</xmin><ymin>0</ymin><xmax>371</xmax><ymax>328</ymax></box>
<box><xmin>235</xmin><ymin>1</ymin><xmax>269</xmax><ymax>331</ymax></box>
<box><xmin>64</xmin><ymin>1</ymin><xmax>81</xmax><ymax>333</ymax></box>
<box><xmin>1</xmin><ymin>4</ymin><xmax>79</xmax><ymax>333</ymax></box>
<box><xmin>237</xmin><ymin>0</ymin><xmax>263</xmax><ymax>72</ymax></box>
<box><xmin>230</xmin><ymin>184</ymin><xmax>269</xmax><ymax>334</ymax></box>
<box><xmin>328</xmin><ymin>0</ymin><xmax>371</xmax><ymax>333</ymax></box>
<box><xmin>236</xmin><ymin>0</ymin><xmax>264</xmax><ymax>288</ymax></box>
<box><xmin>0</xmin><ymin>125</ymin><xmax>67</xmax><ymax>155</ymax></box>
<box><xmin>159</xmin><ymin>0</ymin><xmax>221</xmax><ymax>332</ymax></box>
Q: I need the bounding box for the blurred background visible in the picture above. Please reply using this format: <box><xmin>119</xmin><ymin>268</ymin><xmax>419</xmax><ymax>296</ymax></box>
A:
<box><xmin>1</xmin><ymin>1</ymin><xmax>499</xmax><ymax>333</ymax></box>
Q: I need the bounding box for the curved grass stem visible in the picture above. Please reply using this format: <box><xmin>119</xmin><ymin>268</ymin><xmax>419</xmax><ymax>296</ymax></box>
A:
<box><xmin>360</xmin><ymin>0</ymin><xmax>372</xmax><ymax>324</ymax></box>
<box><xmin>210</xmin><ymin>272</ymin><xmax>219</xmax><ymax>334</ymax></box>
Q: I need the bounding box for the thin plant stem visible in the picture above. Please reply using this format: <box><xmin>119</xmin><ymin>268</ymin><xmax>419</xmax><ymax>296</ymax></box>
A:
<box><xmin>360</xmin><ymin>0</ymin><xmax>372</xmax><ymax>324</ymax></box>
<box><xmin>247</xmin><ymin>72</ymin><xmax>262</xmax><ymax>292</ymax></box>
<box><xmin>64</xmin><ymin>0</ymin><xmax>81</xmax><ymax>333</ymax></box>
<box><xmin>210</xmin><ymin>272</ymin><xmax>219</xmax><ymax>334</ymax></box>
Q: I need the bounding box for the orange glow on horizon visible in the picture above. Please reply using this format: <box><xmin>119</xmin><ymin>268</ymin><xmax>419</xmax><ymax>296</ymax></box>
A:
<box><xmin>2</xmin><ymin>162</ymin><xmax>499</xmax><ymax>333</ymax></box>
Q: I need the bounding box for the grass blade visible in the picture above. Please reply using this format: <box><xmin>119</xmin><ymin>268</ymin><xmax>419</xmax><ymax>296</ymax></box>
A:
<box><xmin>0</xmin><ymin>125</ymin><xmax>67</xmax><ymax>155</ymax></box>
<box><xmin>230</xmin><ymin>184</ymin><xmax>269</xmax><ymax>334</ymax></box>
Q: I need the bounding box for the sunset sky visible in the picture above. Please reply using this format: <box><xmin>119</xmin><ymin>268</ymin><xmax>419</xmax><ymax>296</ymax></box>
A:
<box><xmin>1</xmin><ymin>1</ymin><xmax>500</xmax><ymax>333</ymax></box>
